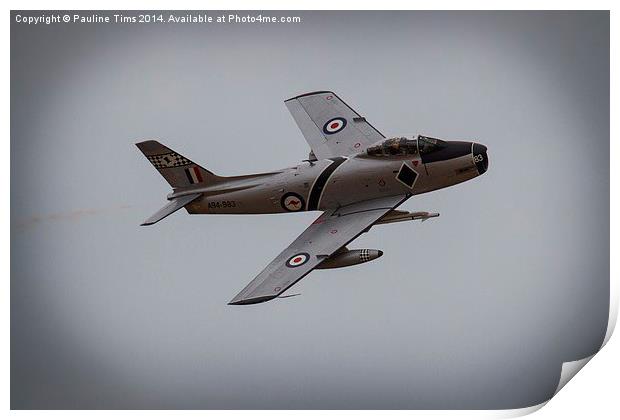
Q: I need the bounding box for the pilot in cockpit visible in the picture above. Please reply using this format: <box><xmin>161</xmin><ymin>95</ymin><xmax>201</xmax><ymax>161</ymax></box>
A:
<box><xmin>365</xmin><ymin>135</ymin><xmax>446</xmax><ymax>158</ymax></box>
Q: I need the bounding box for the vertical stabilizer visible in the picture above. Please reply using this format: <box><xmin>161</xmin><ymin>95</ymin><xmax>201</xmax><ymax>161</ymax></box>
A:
<box><xmin>136</xmin><ymin>140</ymin><xmax>221</xmax><ymax>188</ymax></box>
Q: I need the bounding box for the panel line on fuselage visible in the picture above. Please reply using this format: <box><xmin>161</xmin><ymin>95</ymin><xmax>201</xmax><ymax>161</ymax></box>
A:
<box><xmin>306</xmin><ymin>157</ymin><xmax>347</xmax><ymax>211</ymax></box>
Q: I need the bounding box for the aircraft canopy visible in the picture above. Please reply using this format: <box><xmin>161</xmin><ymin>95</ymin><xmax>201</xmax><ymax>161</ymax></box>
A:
<box><xmin>366</xmin><ymin>135</ymin><xmax>447</xmax><ymax>157</ymax></box>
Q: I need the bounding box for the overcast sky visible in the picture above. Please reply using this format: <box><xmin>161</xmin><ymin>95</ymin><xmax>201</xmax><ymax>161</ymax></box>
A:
<box><xmin>11</xmin><ymin>10</ymin><xmax>609</xmax><ymax>409</ymax></box>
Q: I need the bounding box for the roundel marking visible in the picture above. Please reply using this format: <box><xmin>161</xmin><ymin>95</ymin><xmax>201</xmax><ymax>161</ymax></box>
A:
<box><xmin>323</xmin><ymin>117</ymin><xmax>347</xmax><ymax>135</ymax></box>
<box><xmin>281</xmin><ymin>192</ymin><xmax>305</xmax><ymax>212</ymax></box>
<box><xmin>286</xmin><ymin>252</ymin><xmax>310</xmax><ymax>268</ymax></box>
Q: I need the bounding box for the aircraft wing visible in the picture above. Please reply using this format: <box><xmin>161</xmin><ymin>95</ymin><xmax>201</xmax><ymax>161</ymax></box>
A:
<box><xmin>229</xmin><ymin>194</ymin><xmax>410</xmax><ymax>305</ymax></box>
<box><xmin>284</xmin><ymin>91</ymin><xmax>385</xmax><ymax>160</ymax></box>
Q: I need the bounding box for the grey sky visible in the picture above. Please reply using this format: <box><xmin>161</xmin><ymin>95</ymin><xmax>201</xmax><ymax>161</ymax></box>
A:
<box><xmin>11</xmin><ymin>11</ymin><xmax>609</xmax><ymax>409</ymax></box>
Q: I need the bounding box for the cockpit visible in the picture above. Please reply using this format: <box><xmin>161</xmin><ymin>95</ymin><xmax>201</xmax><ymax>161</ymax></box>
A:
<box><xmin>365</xmin><ymin>135</ymin><xmax>447</xmax><ymax>158</ymax></box>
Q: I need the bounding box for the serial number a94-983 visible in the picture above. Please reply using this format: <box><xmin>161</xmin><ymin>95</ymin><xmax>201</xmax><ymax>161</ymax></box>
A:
<box><xmin>208</xmin><ymin>200</ymin><xmax>237</xmax><ymax>209</ymax></box>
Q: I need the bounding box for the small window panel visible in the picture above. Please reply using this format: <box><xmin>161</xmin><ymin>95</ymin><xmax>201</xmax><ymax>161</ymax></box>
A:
<box><xmin>396</xmin><ymin>163</ymin><xmax>419</xmax><ymax>188</ymax></box>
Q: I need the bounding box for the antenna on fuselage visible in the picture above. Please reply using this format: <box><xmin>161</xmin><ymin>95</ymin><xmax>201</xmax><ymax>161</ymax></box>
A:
<box><xmin>303</xmin><ymin>150</ymin><xmax>318</xmax><ymax>166</ymax></box>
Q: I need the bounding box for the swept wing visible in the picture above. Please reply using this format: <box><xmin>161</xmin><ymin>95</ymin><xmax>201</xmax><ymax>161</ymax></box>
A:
<box><xmin>229</xmin><ymin>194</ymin><xmax>410</xmax><ymax>305</ymax></box>
<box><xmin>285</xmin><ymin>91</ymin><xmax>385</xmax><ymax>160</ymax></box>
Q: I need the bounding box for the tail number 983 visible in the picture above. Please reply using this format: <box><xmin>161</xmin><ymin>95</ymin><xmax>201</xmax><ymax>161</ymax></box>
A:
<box><xmin>208</xmin><ymin>200</ymin><xmax>237</xmax><ymax>209</ymax></box>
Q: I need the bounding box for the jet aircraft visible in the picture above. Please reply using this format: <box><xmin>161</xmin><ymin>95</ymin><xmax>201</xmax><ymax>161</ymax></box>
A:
<box><xmin>137</xmin><ymin>91</ymin><xmax>488</xmax><ymax>305</ymax></box>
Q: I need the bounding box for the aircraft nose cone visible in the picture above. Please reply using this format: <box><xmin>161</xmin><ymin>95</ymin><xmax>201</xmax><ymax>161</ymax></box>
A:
<box><xmin>472</xmin><ymin>143</ymin><xmax>489</xmax><ymax>175</ymax></box>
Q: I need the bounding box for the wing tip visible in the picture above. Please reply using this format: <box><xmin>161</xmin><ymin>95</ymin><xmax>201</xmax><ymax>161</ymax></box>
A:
<box><xmin>228</xmin><ymin>295</ymin><xmax>278</xmax><ymax>305</ymax></box>
<box><xmin>284</xmin><ymin>90</ymin><xmax>333</xmax><ymax>102</ymax></box>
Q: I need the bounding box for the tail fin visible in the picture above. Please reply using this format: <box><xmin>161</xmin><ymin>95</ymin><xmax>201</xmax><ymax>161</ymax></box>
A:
<box><xmin>136</xmin><ymin>140</ymin><xmax>221</xmax><ymax>189</ymax></box>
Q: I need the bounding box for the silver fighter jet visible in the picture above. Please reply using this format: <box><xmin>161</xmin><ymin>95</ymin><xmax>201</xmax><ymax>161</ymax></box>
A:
<box><xmin>136</xmin><ymin>91</ymin><xmax>489</xmax><ymax>305</ymax></box>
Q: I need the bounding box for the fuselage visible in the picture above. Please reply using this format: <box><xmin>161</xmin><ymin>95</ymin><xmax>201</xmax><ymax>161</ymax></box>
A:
<box><xmin>175</xmin><ymin>137</ymin><xmax>489</xmax><ymax>215</ymax></box>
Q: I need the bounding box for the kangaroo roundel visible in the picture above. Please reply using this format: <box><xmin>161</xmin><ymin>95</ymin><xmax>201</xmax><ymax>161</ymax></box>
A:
<box><xmin>281</xmin><ymin>192</ymin><xmax>305</xmax><ymax>212</ymax></box>
<box><xmin>323</xmin><ymin>117</ymin><xmax>347</xmax><ymax>135</ymax></box>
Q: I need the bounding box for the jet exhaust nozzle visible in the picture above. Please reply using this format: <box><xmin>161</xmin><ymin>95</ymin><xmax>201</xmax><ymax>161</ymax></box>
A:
<box><xmin>316</xmin><ymin>249</ymin><xmax>383</xmax><ymax>270</ymax></box>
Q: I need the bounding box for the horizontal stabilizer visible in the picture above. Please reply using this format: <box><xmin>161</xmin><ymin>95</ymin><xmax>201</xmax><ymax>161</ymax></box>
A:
<box><xmin>141</xmin><ymin>193</ymin><xmax>202</xmax><ymax>226</ymax></box>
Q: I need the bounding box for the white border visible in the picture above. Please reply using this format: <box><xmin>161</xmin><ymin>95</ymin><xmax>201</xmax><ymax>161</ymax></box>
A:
<box><xmin>5</xmin><ymin>1</ymin><xmax>616</xmax><ymax>418</ymax></box>
<box><xmin>395</xmin><ymin>162</ymin><xmax>420</xmax><ymax>189</ymax></box>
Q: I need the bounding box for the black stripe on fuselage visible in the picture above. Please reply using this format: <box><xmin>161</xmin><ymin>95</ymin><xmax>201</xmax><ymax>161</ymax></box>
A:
<box><xmin>307</xmin><ymin>157</ymin><xmax>347</xmax><ymax>211</ymax></box>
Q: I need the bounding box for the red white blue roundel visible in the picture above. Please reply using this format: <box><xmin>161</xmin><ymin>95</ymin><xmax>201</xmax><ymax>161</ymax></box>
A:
<box><xmin>323</xmin><ymin>117</ymin><xmax>347</xmax><ymax>135</ymax></box>
<box><xmin>286</xmin><ymin>252</ymin><xmax>310</xmax><ymax>268</ymax></box>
